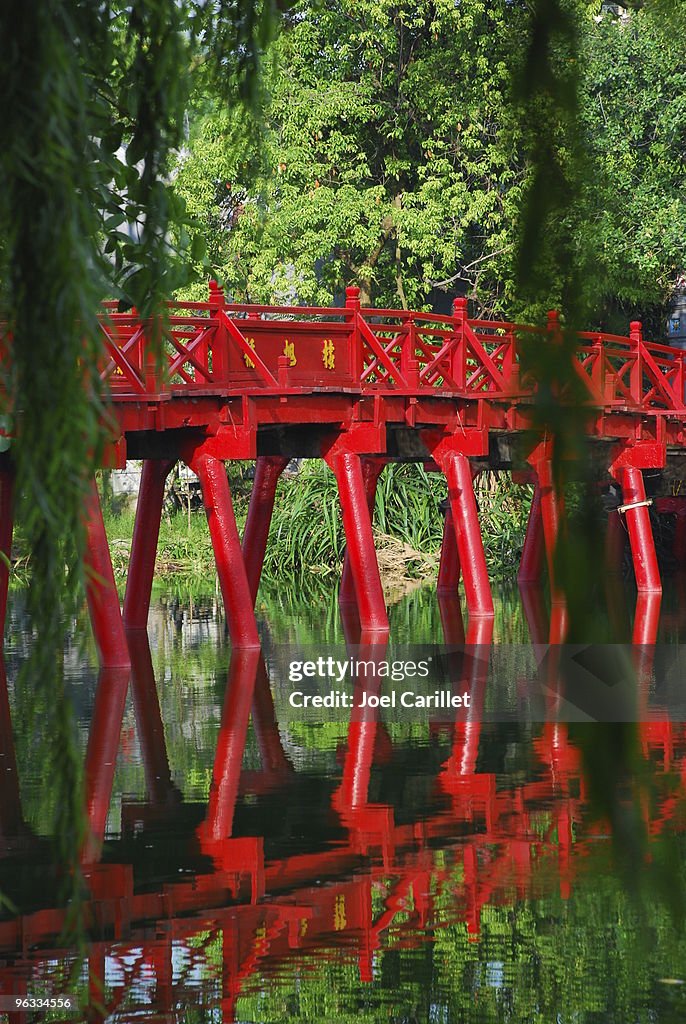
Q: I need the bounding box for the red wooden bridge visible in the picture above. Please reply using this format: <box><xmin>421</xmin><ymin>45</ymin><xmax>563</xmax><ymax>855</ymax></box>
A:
<box><xmin>2</xmin><ymin>282</ymin><xmax>685</xmax><ymax>665</ymax></box>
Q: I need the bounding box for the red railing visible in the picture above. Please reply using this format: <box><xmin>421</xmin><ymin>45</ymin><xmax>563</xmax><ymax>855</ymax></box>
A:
<box><xmin>97</xmin><ymin>285</ymin><xmax>686</xmax><ymax>414</ymax></box>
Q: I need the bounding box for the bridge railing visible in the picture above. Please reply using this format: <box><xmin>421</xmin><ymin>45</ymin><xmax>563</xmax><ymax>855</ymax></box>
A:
<box><xmin>96</xmin><ymin>284</ymin><xmax>686</xmax><ymax>414</ymax></box>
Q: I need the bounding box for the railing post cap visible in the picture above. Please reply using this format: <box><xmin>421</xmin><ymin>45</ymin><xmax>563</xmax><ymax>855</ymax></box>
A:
<box><xmin>452</xmin><ymin>297</ymin><xmax>468</xmax><ymax>315</ymax></box>
<box><xmin>547</xmin><ymin>309</ymin><xmax>560</xmax><ymax>324</ymax></box>
<box><xmin>345</xmin><ymin>286</ymin><xmax>361</xmax><ymax>308</ymax></box>
<box><xmin>209</xmin><ymin>278</ymin><xmax>225</xmax><ymax>309</ymax></box>
<box><xmin>630</xmin><ymin>319</ymin><xmax>643</xmax><ymax>332</ymax></box>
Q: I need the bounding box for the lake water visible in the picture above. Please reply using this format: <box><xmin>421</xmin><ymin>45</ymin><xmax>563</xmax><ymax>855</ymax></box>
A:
<box><xmin>1</xmin><ymin>580</ymin><xmax>686</xmax><ymax>1022</ymax></box>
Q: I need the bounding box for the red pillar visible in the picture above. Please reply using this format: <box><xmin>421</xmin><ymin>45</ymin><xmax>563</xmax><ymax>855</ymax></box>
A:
<box><xmin>84</xmin><ymin>480</ymin><xmax>130</xmax><ymax>668</ymax></box>
<box><xmin>437</xmin><ymin>507</ymin><xmax>461</xmax><ymax>594</ymax></box>
<box><xmin>185</xmin><ymin>451</ymin><xmax>260</xmax><ymax>648</ymax></box>
<box><xmin>529</xmin><ymin>450</ymin><xmax>564</xmax><ymax>599</ymax></box>
<box><xmin>128</xmin><ymin>629</ymin><xmax>177</xmax><ymax>805</ymax></box>
<box><xmin>549</xmin><ymin>600</ymin><xmax>568</xmax><ymax>644</ymax></box>
<box><xmin>82</xmin><ymin>666</ymin><xmax>131</xmax><ymax>863</ymax></box>
<box><xmin>123</xmin><ymin>459</ymin><xmax>175</xmax><ymax>629</ymax></box>
<box><xmin>438</xmin><ymin>593</ymin><xmax>465</xmax><ymax>645</ymax></box>
<box><xmin>633</xmin><ymin>590</ymin><xmax>661</xmax><ymax>646</ymax></box>
<box><xmin>442</xmin><ymin>451</ymin><xmax>493</xmax><ymax>617</ymax></box>
<box><xmin>0</xmin><ymin>466</ymin><xmax>14</xmax><ymax>649</ymax></box>
<box><xmin>340</xmin><ymin>458</ymin><xmax>384</xmax><ymax>605</ymax></box>
<box><xmin>203</xmin><ymin>648</ymin><xmax>260</xmax><ymax>841</ymax></box>
<box><xmin>252</xmin><ymin>654</ymin><xmax>292</xmax><ymax>776</ymax></box>
<box><xmin>450</xmin><ymin>616</ymin><xmax>493</xmax><ymax>776</ymax></box>
<box><xmin>634</xmin><ymin>591</ymin><xmax>661</xmax><ymax>718</ymax></box>
<box><xmin>618</xmin><ymin>466</ymin><xmax>661</xmax><ymax>593</ymax></box>
<box><xmin>242</xmin><ymin>456</ymin><xmax>289</xmax><ymax>605</ymax></box>
<box><xmin>338</xmin><ymin>635</ymin><xmax>388</xmax><ymax>811</ymax></box>
<box><xmin>518</xmin><ymin>483</ymin><xmax>544</xmax><ymax>584</ymax></box>
<box><xmin>518</xmin><ymin>584</ymin><xmax>548</xmax><ymax>646</ymax></box>
<box><xmin>326</xmin><ymin>452</ymin><xmax>389</xmax><ymax>634</ymax></box>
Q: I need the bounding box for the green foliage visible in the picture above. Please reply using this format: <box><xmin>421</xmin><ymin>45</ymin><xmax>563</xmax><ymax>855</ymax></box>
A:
<box><xmin>176</xmin><ymin>1</ymin><xmax>686</xmax><ymax>327</ymax></box>
<box><xmin>101</xmin><ymin>463</ymin><xmax>530</xmax><ymax>592</ymax></box>
<box><xmin>175</xmin><ymin>0</ymin><xmax>528</xmax><ymax>312</ymax></box>
<box><xmin>0</xmin><ymin>0</ymin><xmax>283</xmax><ymax>943</ymax></box>
<box><xmin>579</xmin><ymin>5</ymin><xmax>686</xmax><ymax>332</ymax></box>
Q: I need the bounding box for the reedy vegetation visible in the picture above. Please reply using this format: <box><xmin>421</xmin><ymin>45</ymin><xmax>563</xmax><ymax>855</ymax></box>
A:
<box><xmin>101</xmin><ymin>463</ymin><xmax>530</xmax><ymax>589</ymax></box>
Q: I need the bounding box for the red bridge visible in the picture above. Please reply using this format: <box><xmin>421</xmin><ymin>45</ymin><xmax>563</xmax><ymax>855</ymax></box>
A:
<box><xmin>2</xmin><ymin>282</ymin><xmax>685</xmax><ymax>665</ymax></box>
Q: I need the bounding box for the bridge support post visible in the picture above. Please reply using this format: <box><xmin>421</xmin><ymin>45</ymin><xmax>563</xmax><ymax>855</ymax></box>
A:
<box><xmin>617</xmin><ymin>466</ymin><xmax>661</xmax><ymax>593</ymax></box>
<box><xmin>438</xmin><ymin>466</ymin><xmax>482</xmax><ymax>595</ymax></box>
<box><xmin>185</xmin><ymin>450</ymin><xmax>260</xmax><ymax>648</ymax></box>
<box><xmin>437</xmin><ymin>507</ymin><xmax>461</xmax><ymax>595</ymax></box>
<box><xmin>128</xmin><ymin>629</ymin><xmax>178</xmax><ymax>805</ymax></box>
<box><xmin>518</xmin><ymin>483</ymin><xmax>545</xmax><ymax>584</ymax></box>
<box><xmin>527</xmin><ymin>444</ymin><xmax>564</xmax><ymax>599</ymax></box>
<box><xmin>0</xmin><ymin>466</ymin><xmax>14</xmax><ymax>649</ymax></box>
<box><xmin>252</xmin><ymin>654</ymin><xmax>292</xmax><ymax>776</ymax></box>
<box><xmin>202</xmin><ymin>648</ymin><xmax>260</xmax><ymax>841</ymax></box>
<box><xmin>340</xmin><ymin>457</ymin><xmax>385</xmax><ymax>604</ymax></box>
<box><xmin>242</xmin><ymin>456</ymin><xmax>289</xmax><ymax>605</ymax></box>
<box><xmin>84</xmin><ymin>480</ymin><xmax>130</xmax><ymax>668</ymax></box>
<box><xmin>82</xmin><ymin>666</ymin><xmax>131</xmax><ymax>863</ymax></box>
<box><xmin>441</xmin><ymin>452</ymin><xmax>493</xmax><ymax>617</ymax></box>
<box><xmin>123</xmin><ymin>459</ymin><xmax>176</xmax><ymax>629</ymax></box>
<box><xmin>326</xmin><ymin>451</ymin><xmax>389</xmax><ymax>634</ymax></box>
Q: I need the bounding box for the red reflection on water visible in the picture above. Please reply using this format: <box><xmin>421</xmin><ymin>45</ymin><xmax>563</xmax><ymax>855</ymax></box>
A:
<box><xmin>0</xmin><ymin>623</ymin><xmax>684</xmax><ymax>1020</ymax></box>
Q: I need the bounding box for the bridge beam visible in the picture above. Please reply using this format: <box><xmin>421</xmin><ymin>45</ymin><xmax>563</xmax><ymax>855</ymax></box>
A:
<box><xmin>184</xmin><ymin>450</ymin><xmax>260</xmax><ymax>648</ymax></box>
<box><xmin>242</xmin><ymin>456</ymin><xmax>289</xmax><ymax>606</ymax></box>
<box><xmin>123</xmin><ymin>459</ymin><xmax>176</xmax><ymax>629</ymax></box>
<box><xmin>84</xmin><ymin>480</ymin><xmax>130</xmax><ymax>668</ymax></box>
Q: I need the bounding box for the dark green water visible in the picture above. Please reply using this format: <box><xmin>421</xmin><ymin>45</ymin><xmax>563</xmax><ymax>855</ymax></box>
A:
<box><xmin>1</xmin><ymin>581</ymin><xmax>685</xmax><ymax>1022</ymax></box>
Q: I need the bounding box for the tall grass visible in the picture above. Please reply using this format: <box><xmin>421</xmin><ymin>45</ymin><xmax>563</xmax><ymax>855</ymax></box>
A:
<box><xmin>97</xmin><ymin>462</ymin><xmax>532</xmax><ymax>589</ymax></box>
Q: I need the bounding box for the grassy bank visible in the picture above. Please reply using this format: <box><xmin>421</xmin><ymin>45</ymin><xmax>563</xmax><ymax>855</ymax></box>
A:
<box><xmin>100</xmin><ymin>462</ymin><xmax>532</xmax><ymax>595</ymax></box>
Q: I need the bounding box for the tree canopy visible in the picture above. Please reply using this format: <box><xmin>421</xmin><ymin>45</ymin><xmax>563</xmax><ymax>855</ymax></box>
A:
<box><xmin>175</xmin><ymin>0</ymin><xmax>686</xmax><ymax>329</ymax></box>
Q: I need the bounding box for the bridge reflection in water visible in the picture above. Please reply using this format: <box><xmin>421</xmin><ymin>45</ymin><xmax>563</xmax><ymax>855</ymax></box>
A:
<box><xmin>0</xmin><ymin>588</ymin><xmax>684</xmax><ymax>1022</ymax></box>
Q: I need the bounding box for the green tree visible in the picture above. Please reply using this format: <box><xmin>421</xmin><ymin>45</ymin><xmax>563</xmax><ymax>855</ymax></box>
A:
<box><xmin>177</xmin><ymin>1</ymin><xmax>686</xmax><ymax>330</ymax></box>
<box><xmin>176</xmin><ymin>0</ymin><xmax>530</xmax><ymax>313</ymax></box>
<box><xmin>579</xmin><ymin>5</ymin><xmax>686</xmax><ymax>334</ymax></box>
